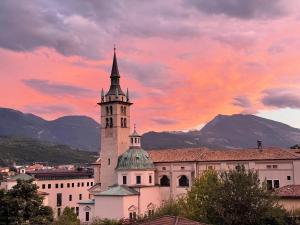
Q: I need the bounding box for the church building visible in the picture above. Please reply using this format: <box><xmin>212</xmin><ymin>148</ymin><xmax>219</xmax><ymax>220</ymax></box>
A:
<box><xmin>78</xmin><ymin>49</ymin><xmax>300</xmax><ymax>223</ymax></box>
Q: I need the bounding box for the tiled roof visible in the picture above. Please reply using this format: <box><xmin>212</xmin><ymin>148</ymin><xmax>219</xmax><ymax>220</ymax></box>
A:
<box><xmin>95</xmin><ymin>185</ymin><xmax>139</xmax><ymax>196</ymax></box>
<box><xmin>8</xmin><ymin>173</ymin><xmax>33</xmax><ymax>181</ymax></box>
<box><xmin>148</xmin><ymin>148</ymin><xmax>299</xmax><ymax>163</ymax></box>
<box><xmin>276</xmin><ymin>185</ymin><xmax>300</xmax><ymax>198</ymax></box>
<box><xmin>117</xmin><ymin>147</ymin><xmax>155</xmax><ymax>170</ymax></box>
<box><xmin>136</xmin><ymin>215</ymin><xmax>206</xmax><ymax>225</ymax></box>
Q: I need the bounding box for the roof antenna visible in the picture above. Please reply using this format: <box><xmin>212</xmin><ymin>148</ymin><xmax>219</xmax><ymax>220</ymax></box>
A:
<box><xmin>114</xmin><ymin>44</ymin><xmax>116</xmax><ymax>53</ymax></box>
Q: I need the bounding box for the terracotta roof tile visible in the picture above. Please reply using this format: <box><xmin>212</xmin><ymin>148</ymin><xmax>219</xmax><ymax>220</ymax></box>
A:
<box><xmin>276</xmin><ymin>185</ymin><xmax>300</xmax><ymax>198</ymax></box>
<box><xmin>148</xmin><ymin>148</ymin><xmax>299</xmax><ymax>163</ymax></box>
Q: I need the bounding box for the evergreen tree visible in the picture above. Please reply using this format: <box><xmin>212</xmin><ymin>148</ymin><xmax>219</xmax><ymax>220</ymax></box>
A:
<box><xmin>0</xmin><ymin>179</ymin><xmax>53</xmax><ymax>225</ymax></box>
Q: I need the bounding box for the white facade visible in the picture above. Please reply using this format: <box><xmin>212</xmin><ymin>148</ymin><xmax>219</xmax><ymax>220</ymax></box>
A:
<box><xmin>1</xmin><ymin>172</ymin><xmax>94</xmax><ymax>218</ymax></box>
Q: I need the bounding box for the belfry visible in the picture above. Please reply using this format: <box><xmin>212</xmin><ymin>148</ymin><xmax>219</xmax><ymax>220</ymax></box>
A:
<box><xmin>97</xmin><ymin>48</ymin><xmax>132</xmax><ymax>190</ymax></box>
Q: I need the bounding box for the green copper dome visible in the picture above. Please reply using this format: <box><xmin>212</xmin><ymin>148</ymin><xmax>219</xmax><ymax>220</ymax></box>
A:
<box><xmin>116</xmin><ymin>147</ymin><xmax>155</xmax><ymax>170</ymax></box>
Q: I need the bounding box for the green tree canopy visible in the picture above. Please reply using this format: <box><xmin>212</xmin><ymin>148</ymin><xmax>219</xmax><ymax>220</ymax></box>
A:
<box><xmin>146</xmin><ymin>166</ymin><xmax>290</xmax><ymax>225</ymax></box>
<box><xmin>0</xmin><ymin>179</ymin><xmax>53</xmax><ymax>225</ymax></box>
<box><xmin>52</xmin><ymin>207</ymin><xmax>80</xmax><ymax>225</ymax></box>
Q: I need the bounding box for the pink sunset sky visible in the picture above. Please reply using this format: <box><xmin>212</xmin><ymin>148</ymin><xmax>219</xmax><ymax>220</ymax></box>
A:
<box><xmin>1</xmin><ymin>0</ymin><xmax>300</xmax><ymax>133</ymax></box>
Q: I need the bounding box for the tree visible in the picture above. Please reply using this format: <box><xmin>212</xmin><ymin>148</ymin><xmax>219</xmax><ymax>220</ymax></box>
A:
<box><xmin>52</xmin><ymin>207</ymin><xmax>80</xmax><ymax>225</ymax></box>
<box><xmin>0</xmin><ymin>179</ymin><xmax>53</xmax><ymax>225</ymax></box>
<box><xmin>181</xmin><ymin>169</ymin><xmax>223</xmax><ymax>224</ymax></box>
<box><xmin>90</xmin><ymin>218</ymin><xmax>122</xmax><ymax>225</ymax></box>
<box><xmin>181</xmin><ymin>166</ymin><xmax>289</xmax><ymax>225</ymax></box>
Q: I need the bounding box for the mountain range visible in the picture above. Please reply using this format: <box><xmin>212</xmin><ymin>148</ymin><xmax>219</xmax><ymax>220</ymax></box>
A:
<box><xmin>0</xmin><ymin>108</ymin><xmax>100</xmax><ymax>152</ymax></box>
<box><xmin>0</xmin><ymin>107</ymin><xmax>299</xmax><ymax>152</ymax></box>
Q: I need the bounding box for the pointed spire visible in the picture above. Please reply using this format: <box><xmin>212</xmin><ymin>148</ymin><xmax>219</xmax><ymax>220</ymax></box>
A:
<box><xmin>106</xmin><ymin>46</ymin><xmax>125</xmax><ymax>97</ymax></box>
<box><xmin>126</xmin><ymin>88</ymin><xmax>129</xmax><ymax>102</ymax></box>
<box><xmin>101</xmin><ymin>88</ymin><xmax>104</xmax><ymax>102</ymax></box>
<box><xmin>110</xmin><ymin>46</ymin><xmax>120</xmax><ymax>78</ymax></box>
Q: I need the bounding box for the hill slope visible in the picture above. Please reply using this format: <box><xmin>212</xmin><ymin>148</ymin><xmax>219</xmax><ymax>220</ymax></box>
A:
<box><xmin>141</xmin><ymin>114</ymin><xmax>300</xmax><ymax>149</ymax></box>
<box><xmin>0</xmin><ymin>136</ymin><xmax>97</xmax><ymax>166</ymax></box>
<box><xmin>0</xmin><ymin>108</ymin><xmax>100</xmax><ymax>152</ymax></box>
<box><xmin>1</xmin><ymin>107</ymin><xmax>299</xmax><ymax>151</ymax></box>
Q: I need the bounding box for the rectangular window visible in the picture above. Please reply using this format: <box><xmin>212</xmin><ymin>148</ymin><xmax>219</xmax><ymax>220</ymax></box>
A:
<box><xmin>87</xmin><ymin>182</ymin><xmax>89</xmax><ymax>187</ymax></box>
<box><xmin>266</xmin><ymin>165</ymin><xmax>272</xmax><ymax>169</ymax></box>
<box><xmin>136</xmin><ymin>175</ymin><xmax>141</xmax><ymax>185</ymax></box>
<box><xmin>82</xmin><ymin>182</ymin><xmax>84</xmax><ymax>187</ymax></box>
<box><xmin>55</xmin><ymin>184</ymin><xmax>58</xmax><ymax>188</ymax></box>
<box><xmin>85</xmin><ymin>212</ymin><xmax>89</xmax><ymax>222</ymax></box>
<box><xmin>162</xmin><ymin>167</ymin><xmax>166</xmax><ymax>170</ymax></box>
<box><xmin>272</xmin><ymin>165</ymin><xmax>278</xmax><ymax>169</ymax></box>
<box><xmin>287</xmin><ymin>176</ymin><xmax>291</xmax><ymax>181</ymax></box>
<box><xmin>76</xmin><ymin>207</ymin><xmax>79</xmax><ymax>216</ymax></box>
<box><xmin>149</xmin><ymin>175</ymin><xmax>152</xmax><ymax>184</ymax></box>
<box><xmin>123</xmin><ymin>176</ymin><xmax>127</xmax><ymax>185</ymax></box>
<box><xmin>67</xmin><ymin>183</ymin><xmax>70</xmax><ymax>188</ymax></box>
<box><xmin>69</xmin><ymin>194</ymin><xmax>72</xmax><ymax>201</ymax></box>
<box><xmin>48</xmin><ymin>184</ymin><xmax>51</xmax><ymax>189</ymax></box>
<box><xmin>77</xmin><ymin>183</ymin><xmax>80</xmax><ymax>187</ymax></box>
<box><xmin>274</xmin><ymin>180</ymin><xmax>280</xmax><ymax>189</ymax></box>
<box><xmin>108</xmin><ymin>158</ymin><xmax>111</xmax><ymax>165</ymax></box>
<box><xmin>42</xmin><ymin>184</ymin><xmax>45</xmax><ymax>189</ymax></box>
<box><xmin>267</xmin><ymin>180</ymin><xmax>273</xmax><ymax>190</ymax></box>
<box><xmin>56</xmin><ymin>193</ymin><xmax>62</xmax><ymax>207</ymax></box>
<box><xmin>57</xmin><ymin>208</ymin><xmax>61</xmax><ymax>217</ymax></box>
<box><xmin>79</xmin><ymin>194</ymin><xmax>82</xmax><ymax>200</ymax></box>
<box><xmin>91</xmin><ymin>182</ymin><xmax>93</xmax><ymax>186</ymax></box>
<box><xmin>60</xmin><ymin>183</ymin><xmax>63</xmax><ymax>188</ymax></box>
<box><xmin>72</xmin><ymin>183</ymin><xmax>74</xmax><ymax>187</ymax></box>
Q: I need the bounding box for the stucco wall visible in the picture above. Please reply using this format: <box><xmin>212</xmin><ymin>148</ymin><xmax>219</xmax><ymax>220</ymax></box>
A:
<box><xmin>279</xmin><ymin>198</ymin><xmax>300</xmax><ymax>212</ymax></box>
<box><xmin>117</xmin><ymin>170</ymin><xmax>155</xmax><ymax>186</ymax></box>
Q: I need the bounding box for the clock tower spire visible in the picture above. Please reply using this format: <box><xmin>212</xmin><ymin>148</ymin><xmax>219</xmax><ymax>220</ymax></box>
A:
<box><xmin>97</xmin><ymin>47</ymin><xmax>132</xmax><ymax>190</ymax></box>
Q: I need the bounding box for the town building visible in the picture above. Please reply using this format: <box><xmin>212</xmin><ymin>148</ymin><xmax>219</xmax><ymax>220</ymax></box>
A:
<box><xmin>1</xmin><ymin>169</ymin><xmax>94</xmax><ymax>217</ymax></box>
<box><xmin>79</xmin><ymin>49</ymin><xmax>300</xmax><ymax>223</ymax></box>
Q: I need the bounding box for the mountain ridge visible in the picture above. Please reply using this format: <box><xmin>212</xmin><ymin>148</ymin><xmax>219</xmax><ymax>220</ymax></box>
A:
<box><xmin>0</xmin><ymin>107</ymin><xmax>299</xmax><ymax>151</ymax></box>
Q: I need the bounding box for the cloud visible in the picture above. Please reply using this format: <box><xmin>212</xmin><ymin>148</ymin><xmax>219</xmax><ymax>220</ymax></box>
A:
<box><xmin>262</xmin><ymin>88</ymin><xmax>300</xmax><ymax>108</ymax></box>
<box><xmin>233</xmin><ymin>96</ymin><xmax>252</xmax><ymax>108</ymax></box>
<box><xmin>22</xmin><ymin>79</ymin><xmax>95</xmax><ymax>97</ymax></box>
<box><xmin>120</xmin><ymin>59</ymin><xmax>174</xmax><ymax>88</ymax></box>
<box><xmin>184</xmin><ymin>0</ymin><xmax>287</xmax><ymax>19</ymax></box>
<box><xmin>152</xmin><ymin>117</ymin><xmax>178</xmax><ymax>125</ymax></box>
<box><xmin>213</xmin><ymin>31</ymin><xmax>257</xmax><ymax>49</ymax></box>
<box><xmin>0</xmin><ymin>0</ymin><xmax>200</xmax><ymax>59</ymax></box>
<box><xmin>24</xmin><ymin>104</ymin><xmax>75</xmax><ymax>115</ymax></box>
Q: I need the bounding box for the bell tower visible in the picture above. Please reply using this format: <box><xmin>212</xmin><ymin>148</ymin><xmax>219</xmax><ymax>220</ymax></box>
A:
<box><xmin>98</xmin><ymin>48</ymin><xmax>132</xmax><ymax>190</ymax></box>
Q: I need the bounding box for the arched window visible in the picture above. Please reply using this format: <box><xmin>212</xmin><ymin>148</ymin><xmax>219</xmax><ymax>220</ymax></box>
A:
<box><xmin>124</xmin><ymin>118</ymin><xmax>127</xmax><ymax>127</ymax></box>
<box><xmin>124</xmin><ymin>107</ymin><xmax>126</xmax><ymax>115</ymax></box>
<box><xmin>110</xmin><ymin>118</ymin><xmax>113</xmax><ymax>128</ymax></box>
<box><xmin>106</xmin><ymin>107</ymin><xmax>109</xmax><ymax>115</ymax></box>
<box><xmin>110</xmin><ymin>106</ymin><xmax>113</xmax><ymax>115</ymax></box>
<box><xmin>178</xmin><ymin>175</ymin><xmax>189</xmax><ymax>187</ymax></box>
<box><xmin>121</xmin><ymin>118</ymin><xmax>124</xmax><ymax>127</ymax></box>
<box><xmin>105</xmin><ymin>118</ymin><xmax>109</xmax><ymax>128</ymax></box>
<box><xmin>121</xmin><ymin>106</ymin><xmax>123</xmax><ymax>114</ymax></box>
<box><xmin>135</xmin><ymin>138</ymin><xmax>137</xmax><ymax>143</ymax></box>
<box><xmin>131</xmin><ymin>138</ymin><xmax>133</xmax><ymax>144</ymax></box>
<box><xmin>160</xmin><ymin>175</ymin><xmax>170</xmax><ymax>187</ymax></box>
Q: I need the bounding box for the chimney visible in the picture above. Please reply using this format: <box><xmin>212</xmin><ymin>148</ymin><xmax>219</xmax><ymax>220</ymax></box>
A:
<box><xmin>257</xmin><ymin>140</ymin><xmax>263</xmax><ymax>150</ymax></box>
